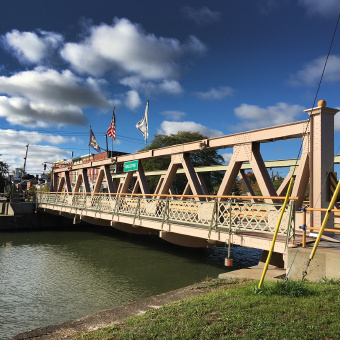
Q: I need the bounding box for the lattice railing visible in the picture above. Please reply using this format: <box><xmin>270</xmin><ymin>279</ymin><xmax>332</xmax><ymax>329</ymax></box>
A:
<box><xmin>36</xmin><ymin>193</ymin><xmax>295</xmax><ymax>240</ymax></box>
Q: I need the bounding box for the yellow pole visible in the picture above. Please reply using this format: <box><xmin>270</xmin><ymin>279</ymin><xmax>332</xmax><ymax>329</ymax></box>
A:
<box><xmin>309</xmin><ymin>178</ymin><xmax>340</xmax><ymax>260</ymax></box>
<box><xmin>258</xmin><ymin>178</ymin><xmax>294</xmax><ymax>288</ymax></box>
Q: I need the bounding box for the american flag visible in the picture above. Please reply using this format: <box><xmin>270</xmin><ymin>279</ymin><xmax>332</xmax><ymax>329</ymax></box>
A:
<box><xmin>107</xmin><ymin>109</ymin><xmax>116</xmax><ymax>140</ymax></box>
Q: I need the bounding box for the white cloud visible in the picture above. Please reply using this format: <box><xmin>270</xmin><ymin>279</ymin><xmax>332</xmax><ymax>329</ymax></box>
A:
<box><xmin>2</xmin><ymin>29</ymin><xmax>63</xmax><ymax>64</ymax></box>
<box><xmin>125</xmin><ymin>90</ymin><xmax>141</xmax><ymax>110</ymax></box>
<box><xmin>334</xmin><ymin>108</ymin><xmax>340</xmax><ymax>131</ymax></box>
<box><xmin>195</xmin><ymin>86</ymin><xmax>234</xmax><ymax>100</ymax></box>
<box><xmin>0</xmin><ymin>129</ymin><xmax>74</xmax><ymax>145</ymax></box>
<box><xmin>181</xmin><ymin>6</ymin><xmax>221</xmax><ymax>25</ymax></box>
<box><xmin>289</xmin><ymin>55</ymin><xmax>340</xmax><ymax>86</ymax></box>
<box><xmin>159</xmin><ymin>121</ymin><xmax>223</xmax><ymax>137</ymax></box>
<box><xmin>0</xmin><ymin>68</ymin><xmax>113</xmax><ymax>127</ymax></box>
<box><xmin>0</xmin><ymin>130</ymin><xmax>74</xmax><ymax>173</ymax></box>
<box><xmin>120</xmin><ymin>77</ymin><xmax>183</xmax><ymax>95</ymax></box>
<box><xmin>0</xmin><ymin>96</ymin><xmax>86</xmax><ymax>127</ymax></box>
<box><xmin>60</xmin><ymin>17</ymin><xmax>206</xmax><ymax>79</ymax></box>
<box><xmin>221</xmin><ymin>152</ymin><xmax>233</xmax><ymax>163</ymax></box>
<box><xmin>159</xmin><ymin>80</ymin><xmax>183</xmax><ymax>94</ymax></box>
<box><xmin>299</xmin><ymin>0</ymin><xmax>340</xmax><ymax>16</ymax></box>
<box><xmin>161</xmin><ymin>110</ymin><xmax>186</xmax><ymax>120</ymax></box>
<box><xmin>232</xmin><ymin>102</ymin><xmax>305</xmax><ymax>131</ymax></box>
<box><xmin>0</xmin><ymin>68</ymin><xmax>109</xmax><ymax>107</ymax></box>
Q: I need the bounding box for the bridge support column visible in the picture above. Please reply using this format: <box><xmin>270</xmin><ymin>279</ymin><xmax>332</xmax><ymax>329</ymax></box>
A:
<box><xmin>306</xmin><ymin>103</ymin><xmax>339</xmax><ymax>231</ymax></box>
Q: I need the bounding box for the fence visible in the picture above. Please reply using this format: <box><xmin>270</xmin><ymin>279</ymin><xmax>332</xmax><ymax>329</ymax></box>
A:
<box><xmin>36</xmin><ymin>192</ymin><xmax>296</xmax><ymax>243</ymax></box>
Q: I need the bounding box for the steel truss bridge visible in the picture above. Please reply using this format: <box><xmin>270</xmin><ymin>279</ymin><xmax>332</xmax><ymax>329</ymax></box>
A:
<box><xmin>37</xmin><ymin>103</ymin><xmax>339</xmax><ymax>266</ymax></box>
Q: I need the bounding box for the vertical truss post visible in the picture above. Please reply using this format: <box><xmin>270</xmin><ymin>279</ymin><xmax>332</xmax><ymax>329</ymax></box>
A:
<box><xmin>133</xmin><ymin>197</ymin><xmax>141</xmax><ymax>227</ymax></box>
<box><xmin>208</xmin><ymin>198</ymin><xmax>218</xmax><ymax>239</ymax></box>
<box><xmin>161</xmin><ymin>197</ymin><xmax>169</xmax><ymax>229</ymax></box>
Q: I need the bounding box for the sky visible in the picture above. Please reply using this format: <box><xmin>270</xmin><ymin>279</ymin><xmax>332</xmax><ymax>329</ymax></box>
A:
<box><xmin>1</xmin><ymin>0</ymin><xmax>340</xmax><ymax>175</ymax></box>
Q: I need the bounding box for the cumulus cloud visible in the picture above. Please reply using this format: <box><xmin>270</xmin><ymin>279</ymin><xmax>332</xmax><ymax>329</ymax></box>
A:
<box><xmin>60</xmin><ymin>17</ymin><xmax>206</xmax><ymax>79</ymax></box>
<box><xmin>0</xmin><ymin>68</ymin><xmax>109</xmax><ymax>107</ymax></box>
<box><xmin>2</xmin><ymin>29</ymin><xmax>63</xmax><ymax>64</ymax></box>
<box><xmin>289</xmin><ymin>55</ymin><xmax>340</xmax><ymax>86</ymax></box>
<box><xmin>221</xmin><ymin>152</ymin><xmax>233</xmax><ymax>163</ymax></box>
<box><xmin>159</xmin><ymin>121</ymin><xmax>223</xmax><ymax>137</ymax></box>
<box><xmin>195</xmin><ymin>86</ymin><xmax>234</xmax><ymax>100</ymax></box>
<box><xmin>0</xmin><ymin>129</ymin><xmax>74</xmax><ymax>173</ymax></box>
<box><xmin>0</xmin><ymin>129</ymin><xmax>75</xmax><ymax>145</ymax></box>
<box><xmin>232</xmin><ymin>102</ymin><xmax>305</xmax><ymax>131</ymax></box>
<box><xmin>181</xmin><ymin>6</ymin><xmax>221</xmax><ymax>25</ymax></box>
<box><xmin>0</xmin><ymin>68</ymin><xmax>113</xmax><ymax>127</ymax></box>
<box><xmin>125</xmin><ymin>90</ymin><xmax>141</xmax><ymax>110</ymax></box>
<box><xmin>161</xmin><ymin>110</ymin><xmax>186</xmax><ymax>120</ymax></box>
<box><xmin>120</xmin><ymin>77</ymin><xmax>183</xmax><ymax>95</ymax></box>
<box><xmin>0</xmin><ymin>96</ymin><xmax>86</xmax><ymax>127</ymax></box>
<box><xmin>298</xmin><ymin>0</ymin><xmax>340</xmax><ymax>16</ymax></box>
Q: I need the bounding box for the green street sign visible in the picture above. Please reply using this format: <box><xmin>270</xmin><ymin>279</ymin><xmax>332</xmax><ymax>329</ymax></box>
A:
<box><xmin>124</xmin><ymin>160</ymin><xmax>139</xmax><ymax>172</ymax></box>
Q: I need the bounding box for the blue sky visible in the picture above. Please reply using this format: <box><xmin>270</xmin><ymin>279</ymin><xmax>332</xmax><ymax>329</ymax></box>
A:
<box><xmin>0</xmin><ymin>0</ymin><xmax>340</xmax><ymax>174</ymax></box>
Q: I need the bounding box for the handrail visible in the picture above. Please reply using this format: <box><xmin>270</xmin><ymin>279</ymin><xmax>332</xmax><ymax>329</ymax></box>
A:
<box><xmin>37</xmin><ymin>191</ymin><xmax>299</xmax><ymax>201</ymax></box>
<box><xmin>300</xmin><ymin>207</ymin><xmax>340</xmax><ymax>248</ymax></box>
<box><xmin>36</xmin><ymin>192</ymin><xmax>295</xmax><ymax>240</ymax></box>
<box><xmin>307</xmin><ymin>226</ymin><xmax>340</xmax><ymax>233</ymax></box>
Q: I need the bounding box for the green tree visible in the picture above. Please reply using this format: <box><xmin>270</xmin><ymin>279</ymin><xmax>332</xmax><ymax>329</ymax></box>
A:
<box><xmin>0</xmin><ymin>161</ymin><xmax>9</xmax><ymax>192</ymax></box>
<box><xmin>41</xmin><ymin>183</ymin><xmax>50</xmax><ymax>192</ymax></box>
<box><xmin>23</xmin><ymin>173</ymin><xmax>35</xmax><ymax>180</ymax></box>
<box><xmin>28</xmin><ymin>185</ymin><xmax>37</xmax><ymax>197</ymax></box>
<box><xmin>141</xmin><ymin>132</ymin><xmax>224</xmax><ymax>194</ymax></box>
<box><xmin>236</xmin><ymin>171</ymin><xmax>261</xmax><ymax>196</ymax></box>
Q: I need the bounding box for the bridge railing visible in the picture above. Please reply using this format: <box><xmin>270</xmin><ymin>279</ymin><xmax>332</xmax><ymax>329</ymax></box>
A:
<box><xmin>36</xmin><ymin>192</ymin><xmax>295</xmax><ymax>242</ymax></box>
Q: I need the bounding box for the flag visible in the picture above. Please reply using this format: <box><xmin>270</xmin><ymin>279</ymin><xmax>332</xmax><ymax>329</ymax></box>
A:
<box><xmin>136</xmin><ymin>100</ymin><xmax>149</xmax><ymax>140</ymax></box>
<box><xmin>107</xmin><ymin>109</ymin><xmax>116</xmax><ymax>140</ymax></box>
<box><xmin>89</xmin><ymin>127</ymin><xmax>101</xmax><ymax>152</ymax></box>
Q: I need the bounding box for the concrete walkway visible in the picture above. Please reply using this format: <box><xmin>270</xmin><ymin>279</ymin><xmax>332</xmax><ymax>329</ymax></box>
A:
<box><xmin>218</xmin><ymin>263</ymin><xmax>285</xmax><ymax>281</ymax></box>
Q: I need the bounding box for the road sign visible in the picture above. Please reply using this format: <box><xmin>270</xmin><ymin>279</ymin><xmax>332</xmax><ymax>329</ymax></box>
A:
<box><xmin>124</xmin><ymin>160</ymin><xmax>139</xmax><ymax>172</ymax></box>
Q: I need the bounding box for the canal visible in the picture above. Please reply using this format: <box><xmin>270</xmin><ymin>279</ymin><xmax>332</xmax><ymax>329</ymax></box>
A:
<box><xmin>0</xmin><ymin>226</ymin><xmax>262</xmax><ymax>340</ymax></box>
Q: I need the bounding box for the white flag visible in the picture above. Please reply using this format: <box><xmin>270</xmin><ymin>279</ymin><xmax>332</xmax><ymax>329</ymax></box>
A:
<box><xmin>136</xmin><ymin>100</ymin><xmax>149</xmax><ymax>140</ymax></box>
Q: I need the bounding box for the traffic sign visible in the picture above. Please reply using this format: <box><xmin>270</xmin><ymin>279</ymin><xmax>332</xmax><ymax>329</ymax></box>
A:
<box><xmin>124</xmin><ymin>160</ymin><xmax>139</xmax><ymax>172</ymax></box>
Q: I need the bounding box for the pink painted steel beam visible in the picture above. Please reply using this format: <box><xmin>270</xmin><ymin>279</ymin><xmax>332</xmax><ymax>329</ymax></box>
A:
<box><xmin>53</xmin><ymin>120</ymin><xmax>309</xmax><ymax>174</ymax></box>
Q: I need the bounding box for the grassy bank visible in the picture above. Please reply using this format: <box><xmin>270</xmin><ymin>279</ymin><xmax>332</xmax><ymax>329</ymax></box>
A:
<box><xmin>78</xmin><ymin>279</ymin><xmax>340</xmax><ymax>340</ymax></box>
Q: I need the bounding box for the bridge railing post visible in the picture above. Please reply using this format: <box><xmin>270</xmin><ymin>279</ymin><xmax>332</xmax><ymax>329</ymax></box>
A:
<box><xmin>161</xmin><ymin>197</ymin><xmax>169</xmax><ymax>229</ymax></box>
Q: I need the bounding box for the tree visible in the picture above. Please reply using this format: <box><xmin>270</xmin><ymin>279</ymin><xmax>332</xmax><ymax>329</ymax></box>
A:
<box><xmin>41</xmin><ymin>183</ymin><xmax>50</xmax><ymax>192</ymax></box>
<box><xmin>23</xmin><ymin>173</ymin><xmax>35</xmax><ymax>180</ymax></box>
<box><xmin>0</xmin><ymin>161</ymin><xmax>9</xmax><ymax>192</ymax></box>
<box><xmin>236</xmin><ymin>172</ymin><xmax>261</xmax><ymax>196</ymax></box>
<box><xmin>141</xmin><ymin>132</ymin><xmax>224</xmax><ymax>194</ymax></box>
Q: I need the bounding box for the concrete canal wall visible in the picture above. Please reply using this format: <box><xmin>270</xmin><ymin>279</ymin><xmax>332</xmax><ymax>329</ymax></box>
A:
<box><xmin>0</xmin><ymin>201</ymin><xmax>83</xmax><ymax>231</ymax></box>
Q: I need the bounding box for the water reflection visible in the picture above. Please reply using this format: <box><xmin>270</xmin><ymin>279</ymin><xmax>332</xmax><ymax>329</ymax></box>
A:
<box><xmin>0</xmin><ymin>228</ymin><xmax>261</xmax><ymax>339</ymax></box>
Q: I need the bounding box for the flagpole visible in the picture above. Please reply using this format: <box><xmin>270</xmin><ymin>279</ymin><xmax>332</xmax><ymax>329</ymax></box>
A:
<box><xmin>146</xmin><ymin>100</ymin><xmax>149</xmax><ymax>149</ymax></box>
<box><xmin>106</xmin><ymin>134</ymin><xmax>108</xmax><ymax>153</ymax></box>
<box><xmin>112</xmin><ymin>107</ymin><xmax>115</xmax><ymax>153</ymax></box>
<box><xmin>89</xmin><ymin>125</ymin><xmax>91</xmax><ymax>162</ymax></box>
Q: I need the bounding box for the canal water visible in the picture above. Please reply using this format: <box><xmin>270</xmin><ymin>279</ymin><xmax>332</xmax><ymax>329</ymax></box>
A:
<box><xmin>0</xmin><ymin>227</ymin><xmax>262</xmax><ymax>340</ymax></box>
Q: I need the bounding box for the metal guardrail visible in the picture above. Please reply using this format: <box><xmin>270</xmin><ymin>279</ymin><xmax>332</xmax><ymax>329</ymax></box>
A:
<box><xmin>36</xmin><ymin>192</ymin><xmax>295</xmax><ymax>240</ymax></box>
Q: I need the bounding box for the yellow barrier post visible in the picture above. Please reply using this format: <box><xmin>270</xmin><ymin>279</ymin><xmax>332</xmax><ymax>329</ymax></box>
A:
<box><xmin>258</xmin><ymin>177</ymin><xmax>294</xmax><ymax>289</ymax></box>
<box><xmin>303</xmin><ymin>178</ymin><xmax>340</xmax><ymax>278</ymax></box>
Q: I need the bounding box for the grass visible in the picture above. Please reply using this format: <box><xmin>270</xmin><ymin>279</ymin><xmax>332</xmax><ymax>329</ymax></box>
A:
<box><xmin>78</xmin><ymin>279</ymin><xmax>340</xmax><ymax>340</ymax></box>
